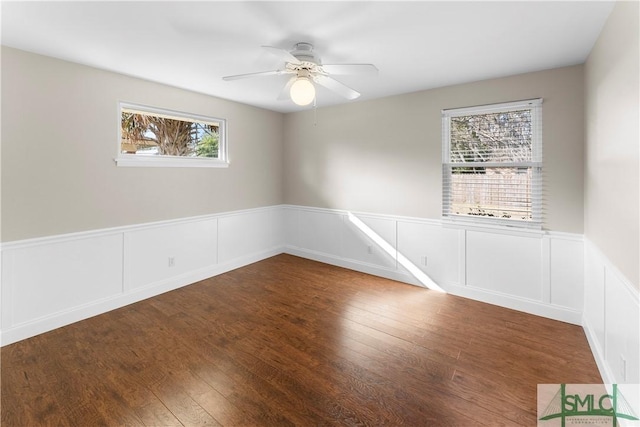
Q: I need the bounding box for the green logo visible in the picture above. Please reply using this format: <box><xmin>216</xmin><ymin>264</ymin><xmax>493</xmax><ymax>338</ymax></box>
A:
<box><xmin>539</xmin><ymin>384</ymin><xmax>639</xmax><ymax>427</ymax></box>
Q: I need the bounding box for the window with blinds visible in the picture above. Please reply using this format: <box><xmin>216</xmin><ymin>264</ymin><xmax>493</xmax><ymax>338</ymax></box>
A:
<box><xmin>442</xmin><ymin>99</ymin><xmax>542</xmax><ymax>229</ymax></box>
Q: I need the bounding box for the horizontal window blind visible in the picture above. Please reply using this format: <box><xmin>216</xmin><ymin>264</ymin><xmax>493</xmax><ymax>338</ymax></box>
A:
<box><xmin>442</xmin><ymin>99</ymin><xmax>542</xmax><ymax>229</ymax></box>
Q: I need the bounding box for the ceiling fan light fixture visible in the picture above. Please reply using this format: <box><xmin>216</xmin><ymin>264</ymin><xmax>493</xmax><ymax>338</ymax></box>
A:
<box><xmin>223</xmin><ymin>43</ymin><xmax>375</xmax><ymax>107</ymax></box>
<box><xmin>290</xmin><ymin>76</ymin><xmax>315</xmax><ymax>106</ymax></box>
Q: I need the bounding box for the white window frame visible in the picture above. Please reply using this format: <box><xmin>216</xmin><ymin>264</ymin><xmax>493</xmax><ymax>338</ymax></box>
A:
<box><xmin>115</xmin><ymin>102</ymin><xmax>229</xmax><ymax>168</ymax></box>
<box><xmin>442</xmin><ymin>98</ymin><xmax>543</xmax><ymax>230</ymax></box>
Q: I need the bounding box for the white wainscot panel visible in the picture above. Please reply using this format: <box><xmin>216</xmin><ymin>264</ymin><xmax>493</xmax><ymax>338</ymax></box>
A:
<box><xmin>466</xmin><ymin>231</ymin><xmax>542</xmax><ymax>301</ymax></box>
<box><xmin>341</xmin><ymin>214</ymin><xmax>396</xmax><ymax>269</ymax></box>
<box><xmin>605</xmin><ymin>268</ymin><xmax>640</xmax><ymax>384</ymax></box>
<box><xmin>125</xmin><ymin>219</ymin><xmax>217</xmax><ymax>291</ymax></box>
<box><xmin>397</xmin><ymin>221</ymin><xmax>461</xmax><ymax>287</ymax></box>
<box><xmin>3</xmin><ymin>234</ymin><xmax>123</xmax><ymax>326</ymax></box>
<box><xmin>297</xmin><ymin>209</ymin><xmax>343</xmax><ymax>257</ymax></box>
<box><xmin>282</xmin><ymin>207</ymin><xmax>300</xmax><ymax>248</ymax></box>
<box><xmin>218</xmin><ymin>208</ymin><xmax>284</xmax><ymax>264</ymax></box>
<box><xmin>549</xmin><ymin>238</ymin><xmax>584</xmax><ymax>310</ymax></box>
<box><xmin>584</xmin><ymin>245</ymin><xmax>606</xmax><ymax>354</ymax></box>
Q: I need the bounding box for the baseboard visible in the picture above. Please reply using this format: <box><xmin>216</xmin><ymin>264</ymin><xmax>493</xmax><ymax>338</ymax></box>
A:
<box><xmin>1</xmin><ymin>205</ymin><xmax>286</xmax><ymax>347</ymax></box>
<box><xmin>446</xmin><ymin>284</ymin><xmax>583</xmax><ymax>325</ymax></box>
<box><xmin>583</xmin><ymin>315</ymin><xmax>616</xmax><ymax>384</ymax></box>
<box><xmin>4</xmin><ymin>200</ymin><xmax>637</xmax><ymax>389</ymax></box>
<box><xmin>286</xmin><ymin>245</ymin><xmax>583</xmax><ymax>325</ymax></box>
<box><xmin>284</xmin><ymin>204</ymin><xmax>587</xmax><ymax>324</ymax></box>
<box><xmin>1</xmin><ymin>246</ymin><xmax>283</xmax><ymax>346</ymax></box>
<box><xmin>284</xmin><ymin>246</ymin><xmax>423</xmax><ymax>287</ymax></box>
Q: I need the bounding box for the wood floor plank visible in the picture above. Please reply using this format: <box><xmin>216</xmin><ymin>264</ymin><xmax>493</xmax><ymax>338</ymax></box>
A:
<box><xmin>1</xmin><ymin>254</ymin><xmax>601</xmax><ymax>426</ymax></box>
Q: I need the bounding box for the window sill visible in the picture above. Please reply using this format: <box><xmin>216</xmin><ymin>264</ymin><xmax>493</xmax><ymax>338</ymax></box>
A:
<box><xmin>442</xmin><ymin>217</ymin><xmax>544</xmax><ymax>237</ymax></box>
<box><xmin>115</xmin><ymin>155</ymin><xmax>229</xmax><ymax>168</ymax></box>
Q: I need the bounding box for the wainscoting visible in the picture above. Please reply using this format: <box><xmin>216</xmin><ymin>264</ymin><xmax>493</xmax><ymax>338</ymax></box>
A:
<box><xmin>284</xmin><ymin>205</ymin><xmax>584</xmax><ymax>323</ymax></box>
<box><xmin>1</xmin><ymin>204</ymin><xmax>638</xmax><ymax>386</ymax></box>
<box><xmin>1</xmin><ymin>206</ymin><xmax>285</xmax><ymax>346</ymax></box>
<box><xmin>583</xmin><ymin>240</ymin><xmax>639</xmax><ymax>386</ymax></box>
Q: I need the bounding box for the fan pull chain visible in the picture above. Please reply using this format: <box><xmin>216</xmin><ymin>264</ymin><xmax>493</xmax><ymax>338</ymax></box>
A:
<box><xmin>313</xmin><ymin>97</ymin><xmax>317</xmax><ymax>126</ymax></box>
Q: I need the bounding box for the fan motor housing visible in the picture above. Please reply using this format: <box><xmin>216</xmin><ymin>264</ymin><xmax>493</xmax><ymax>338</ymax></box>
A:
<box><xmin>291</xmin><ymin>42</ymin><xmax>321</xmax><ymax>65</ymax></box>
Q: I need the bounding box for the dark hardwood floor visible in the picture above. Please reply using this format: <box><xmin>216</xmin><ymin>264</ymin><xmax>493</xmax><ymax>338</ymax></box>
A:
<box><xmin>1</xmin><ymin>254</ymin><xmax>601</xmax><ymax>426</ymax></box>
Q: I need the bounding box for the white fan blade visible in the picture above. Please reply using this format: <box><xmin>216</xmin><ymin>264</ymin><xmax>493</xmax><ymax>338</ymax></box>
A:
<box><xmin>262</xmin><ymin>46</ymin><xmax>302</xmax><ymax>65</ymax></box>
<box><xmin>277</xmin><ymin>76</ymin><xmax>296</xmax><ymax>101</ymax></box>
<box><xmin>321</xmin><ymin>64</ymin><xmax>379</xmax><ymax>76</ymax></box>
<box><xmin>222</xmin><ymin>70</ymin><xmax>288</xmax><ymax>81</ymax></box>
<box><xmin>313</xmin><ymin>75</ymin><xmax>360</xmax><ymax>100</ymax></box>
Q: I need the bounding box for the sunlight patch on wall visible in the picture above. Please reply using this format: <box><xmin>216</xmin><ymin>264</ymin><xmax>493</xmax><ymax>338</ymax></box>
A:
<box><xmin>346</xmin><ymin>212</ymin><xmax>446</xmax><ymax>293</ymax></box>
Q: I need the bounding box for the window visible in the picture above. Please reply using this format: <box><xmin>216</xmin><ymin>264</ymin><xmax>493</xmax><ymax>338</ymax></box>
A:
<box><xmin>442</xmin><ymin>99</ymin><xmax>542</xmax><ymax>229</ymax></box>
<box><xmin>116</xmin><ymin>102</ymin><xmax>228</xmax><ymax>167</ymax></box>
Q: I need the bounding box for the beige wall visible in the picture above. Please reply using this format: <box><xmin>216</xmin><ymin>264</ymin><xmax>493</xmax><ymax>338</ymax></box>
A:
<box><xmin>1</xmin><ymin>47</ymin><xmax>284</xmax><ymax>242</ymax></box>
<box><xmin>284</xmin><ymin>65</ymin><xmax>585</xmax><ymax>233</ymax></box>
<box><xmin>585</xmin><ymin>1</ymin><xmax>639</xmax><ymax>290</ymax></box>
<box><xmin>7</xmin><ymin>12</ymin><xmax>636</xmax><ymax>294</ymax></box>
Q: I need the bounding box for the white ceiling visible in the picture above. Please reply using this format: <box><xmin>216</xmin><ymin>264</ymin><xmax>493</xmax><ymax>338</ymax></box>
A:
<box><xmin>1</xmin><ymin>1</ymin><xmax>614</xmax><ymax>113</ymax></box>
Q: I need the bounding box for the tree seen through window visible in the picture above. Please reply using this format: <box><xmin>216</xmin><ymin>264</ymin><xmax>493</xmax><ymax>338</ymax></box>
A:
<box><xmin>121</xmin><ymin>109</ymin><xmax>220</xmax><ymax>158</ymax></box>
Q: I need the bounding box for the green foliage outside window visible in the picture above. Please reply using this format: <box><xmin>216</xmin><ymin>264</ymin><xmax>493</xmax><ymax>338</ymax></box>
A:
<box><xmin>121</xmin><ymin>110</ymin><xmax>220</xmax><ymax>158</ymax></box>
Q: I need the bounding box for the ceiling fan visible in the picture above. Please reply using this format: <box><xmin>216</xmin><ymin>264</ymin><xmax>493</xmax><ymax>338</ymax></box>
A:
<box><xmin>222</xmin><ymin>42</ymin><xmax>378</xmax><ymax>106</ymax></box>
